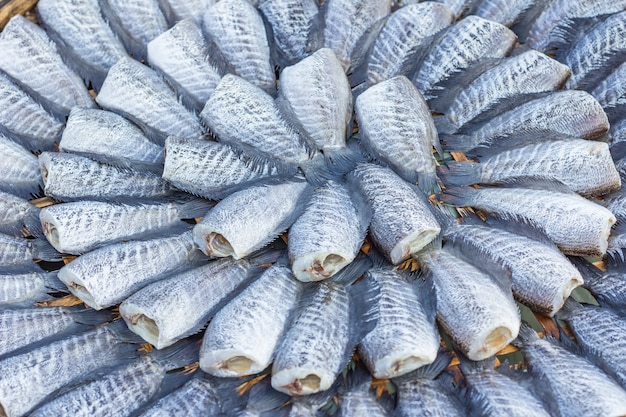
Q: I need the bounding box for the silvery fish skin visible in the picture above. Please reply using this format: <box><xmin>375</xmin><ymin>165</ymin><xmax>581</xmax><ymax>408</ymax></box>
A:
<box><xmin>97</xmin><ymin>57</ymin><xmax>204</xmax><ymax>145</ymax></box>
<box><xmin>444</xmin><ymin>90</ymin><xmax>609</xmax><ymax>152</ymax></box>
<box><xmin>319</xmin><ymin>0</ymin><xmax>391</xmax><ymax>71</ymax></box>
<box><xmin>158</xmin><ymin>0</ymin><xmax>209</xmax><ymax>25</ymax></box>
<box><xmin>0</xmin><ymin>234</ymin><xmax>59</xmax><ymax>268</ymax></box>
<box><xmin>576</xmin><ymin>260</ymin><xmax>626</xmax><ymax>313</ymax></box>
<box><xmin>443</xmin><ymin>221</ymin><xmax>583</xmax><ymax>316</ymax></box>
<box><xmin>413</xmin><ymin>15</ymin><xmax>517</xmax><ymax>99</ymax></box>
<box><xmin>202</xmin><ymin>74</ymin><xmax>313</xmax><ymax>167</ymax></box>
<box><xmin>139</xmin><ymin>374</ymin><xmax>223</xmax><ymax>417</ymax></box>
<box><xmin>441</xmin><ymin>184</ymin><xmax>617</xmax><ymax>257</ymax></box>
<box><xmin>350</xmin><ymin>164</ymin><xmax>441</xmax><ymax>265</ymax></box>
<box><xmin>564</xmin><ymin>11</ymin><xmax>626</xmax><ymax>91</ymax></box>
<box><xmin>58</xmin><ymin>231</ymin><xmax>201</xmax><ymax>310</ymax></box>
<box><xmin>200</xmin><ymin>263</ymin><xmax>302</xmax><ymax>376</ymax></box>
<box><xmin>336</xmin><ymin>372</ymin><xmax>388</xmax><ymax>417</ymax></box>
<box><xmin>459</xmin><ymin>360</ymin><xmax>550</xmax><ymax>416</ymax></box>
<box><xmin>40</xmin><ymin>199</ymin><xmax>211</xmax><ymax>255</ymax></box>
<box><xmin>162</xmin><ymin>136</ymin><xmax>287</xmax><ymax>201</ymax></box>
<box><xmin>193</xmin><ymin>181</ymin><xmax>309</xmax><ymax>259</ymax></box>
<box><xmin>358</xmin><ymin>268</ymin><xmax>439</xmax><ymax>379</ymax></box>
<box><xmin>39</xmin><ymin>152</ymin><xmax>173</xmax><ymax>202</ymax></box>
<box><xmin>434</xmin><ymin>0</ymin><xmax>473</xmax><ymax>17</ymax></box>
<box><xmin>288</xmin><ymin>182</ymin><xmax>368</xmax><ymax>282</ymax></box>
<box><xmin>36</xmin><ymin>0</ymin><xmax>128</xmax><ymax>89</ymax></box>
<box><xmin>59</xmin><ymin>108</ymin><xmax>164</xmax><ymax>171</ymax></box>
<box><xmin>0</xmin><ymin>271</ymin><xmax>64</xmax><ymax>307</ymax></box>
<box><xmin>470</xmin><ymin>0</ymin><xmax>536</xmax><ymax>27</ymax></box>
<box><xmin>278</xmin><ymin>48</ymin><xmax>351</xmax><ymax>153</ymax></box>
<box><xmin>120</xmin><ymin>257</ymin><xmax>257</xmax><ymax>349</ymax></box>
<box><xmin>365</xmin><ymin>2</ymin><xmax>454</xmax><ymax>85</ymax></box>
<box><xmin>0</xmin><ymin>322</ymin><xmax>139</xmax><ymax>417</ymax></box>
<box><xmin>259</xmin><ymin>0</ymin><xmax>319</xmax><ymax>67</ymax></box>
<box><xmin>0</xmin><ymin>73</ymin><xmax>63</xmax><ymax>152</ymax></box>
<box><xmin>610</xmin><ymin>118</ymin><xmax>626</xmax><ymax>158</ymax></box>
<box><xmin>444</xmin><ymin>50</ymin><xmax>570</xmax><ymax>130</ymax></box>
<box><xmin>0</xmin><ymin>190</ymin><xmax>41</xmax><ymax>237</ymax></box>
<box><xmin>202</xmin><ymin>0</ymin><xmax>275</xmax><ymax>92</ymax></box>
<box><xmin>514</xmin><ymin>325</ymin><xmax>626</xmax><ymax>417</ymax></box>
<box><xmin>526</xmin><ymin>0</ymin><xmax>626</xmax><ymax>52</ymax></box>
<box><xmin>0</xmin><ymin>134</ymin><xmax>41</xmax><ymax>199</ymax></box>
<box><xmin>560</xmin><ymin>301</ymin><xmax>626</xmax><ymax>388</ymax></box>
<box><xmin>591</xmin><ymin>61</ymin><xmax>626</xmax><ymax>121</ymax></box>
<box><xmin>100</xmin><ymin>0</ymin><xmax>168</xmax><ymax>61</ymax></box>
<box><xmin>416</xmin><ymin>248</ymin><xmax>520</xmax><ymax>361</ymax></box>
<box><xmin>355</xmin><ymin>76</ymin><xmax>440</xmax><ymax>192</ymax></box>
<box><xmin>439</xmin><ymin>139</ymin><xmax>621</xmax><ymax>197</ymax></box>
<box><xmin>0</xmin><ymin>15</ymin><xmax>94</xmax><ymax>118</ymax></box>
<box><xmin>147</xmin><ymin>20</ymin><xmax>222</xmax><ymax>112</ymax></box>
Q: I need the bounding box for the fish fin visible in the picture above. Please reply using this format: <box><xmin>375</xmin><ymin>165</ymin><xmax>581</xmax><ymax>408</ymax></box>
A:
<box><xmin>444</xmin><ymin>243</ymin><xmax>514</xmax><ymax>294</ymax></box>
<box><xmin>106</xmin><ymin>319</ymin><xmax>150</xmax><ymax>345</ymax></box>
<box><xmin>324</xmin><ymin>146</ymin><xmax>366</xmax><ymax>177</ymax></box>
<box><xmin>413</xmin><ymin>273</ymin><xmax>437</xmax><ymax>324</ymax></box>
<box><xmin>328</xmin><ymin>253</ymin><xmax>373</xmax><ymax>287</ymax></box>
<box><xmin>345</xmin><ymin>272</ymin><xmax>380</xmax><ymax>364</ymax></box>
<box><xmin>392</xmin><ymin>349</ymin><xmax>452</xmax><ymax>383</ymax></box>
<box><xmin>555</xmin><ymin>297</ymin><xmax>584</xmax><ymax>320</ymax></box>
<box><xmin>299</xmin><ymin>153</ymin><xmax>343</xmax><ymax>186</ymax></box>
<box><xmin>348</xmin><ymin>17</ymin><xmax>388</xmax><ymax>85</ymax></box>
<box><xmin>22</xmin><ymin>205</ymin><xmax>43</xmax><ymax>237</ymax></box>
<box><xmin>150</xmin><ymin>338</ymin><xmax>200</xmax><ymax>369</ymax></box>
<box><xmin>364</xmin><ymin>249</ymin><xmax>390</xmax><ymax>270</ymax></box>
<box><xmin>433</xmin><ymin>115</ymin><xmax>458</xmax><ymax>135</ymax></box>
<box><xmin>344</xmin><ymin>171</ymin><xmax>373</xmax><ymax>235</ymax></box>
<box><xmin>509</xmin><ymin>1</ymin><xmax>549</xmax><ymax>42</ymax></box>
<box><xmin>437</xmin><ymin>162</ymin><xmax>481</xmax><ymax>187</ymax></box>
<box><xmin>42</xmin><ymin>271</ymin><xmax>68</xmax><ymax>292</ymax></box>
<box><xmin>482</xmin><ymin>217</ymin><xmax>557</xmax><ymax>248</ymax></box>
<box><xmin>485</xmin><ymin>176</ymin><xmax>575</xmax><ymax>194</ymax></box>
<box><xmin>417</xmin><ymin>171</ymin><xmax>441</xmax><ymax>196</ymax></box>
<box><xmin>177</xmin><ymin>198</ymin><xmax>215</xmax><ymax>219</ymax></box>
<box><xmin>71</xmin><ymin>308</ymin><xmax>115</xmax><ymax>326</ymax></box>
<box><xmin>247</xmin><ymin>247</ymin><xmax>286</xmax><ymax>266</ymax></box>
<box><xmin>32</xmin><ymin>237</ymin><xmax>63</xmax><ymax>262</ymax></box>
<box><xmin>439</xmin><ymin>186</ymin><xmax>480</xmax><ymax>207</ymax></box>
<box><xmin>464</xmin><ymin>131</ymin><xmax>581</xmax><ymax>159</ymax></box>
<box><xmin>439</xmin><ymin>133</ymin><xmax>476</xmax><ymax>152</ymax></box>
<box><xmin>568</xmin><ymin>256</ymin><xmax>604</xmax><ymax>287</ymax></box>
<box><xmin>61</xmin><ymin>150</ymin><xmax>165</xmax><ymax>175</ymax></box>
<box><xmin>510</xmin><ymin>322</ymin><xmax>539</xmax><ymax>348</ymax></box>
<box><xmin>245</xmin><ymin>379</ymin><xmax>290</xmax><ymax>413</ymax></box>
<box><xmin>304</xmin><ymin>0</ymin><xmax>326</xmax><ymax>55</ymax></box>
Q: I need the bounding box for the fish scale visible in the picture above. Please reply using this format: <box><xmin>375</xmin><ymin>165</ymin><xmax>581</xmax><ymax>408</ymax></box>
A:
<box><xmin>0</xmin><ymin>135</ymin><xmax>41</xmax><ymax>199</ymax></box>
<box><xmin>471</xmin><ymin>0</ymin><xmax>536</xmax><ymax>27</ymax></box>
<box><xmin>0</xmin><ymin>271</ymin><xmax>62</xmax><ymax>307</ymax></box>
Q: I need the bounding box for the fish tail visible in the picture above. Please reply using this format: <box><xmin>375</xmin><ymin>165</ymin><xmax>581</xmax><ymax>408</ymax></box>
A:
<box><xmin>42</xmin><ymin>271</ymin><xmax>68</xmax><ymax>292</ymax></box>
<box><xmin>244</xmin><ymin>379</ymin><xmax>290</xmax><ymax>413</ymax></box>
<box><xmin>32</xmin><ymin>237</ymin><xmax>63</xmax><ymax>262</ymax></box>
<box><xmin>511</xmin><ymin>322</ymin><xmax>539</xmax><ymax>347</ymax></box>
<box><xmin>555</xmin><ymin>298</ymin><xmax>583</xmax><ymax>320</ymax></box>
<box><xmin>433</xmin><ymin>115</ymin><xmax>458</xmax><ymax>135</ymax></box>
<box><xmin>437</xmin><ymin>162</ymin><xmax>481</xmax><ymax>187</ymax></box>
<box><xmin>150</xmin><ymin>338</ymin><xmax>200</xmax><ymax>368</ymax></box>
<box><xmin>71</xmin><ymin>308</ymin><xmax>115</xmax><ymax>326</ymax></box>
<box><xmin>439</xmin><ymin>133</ymin><xmax>476</xmax><ymax>152</ymax></box>
<box><xmin>23</xmin><ymin>205</ymin><xmax>43</xmax><ymax>237</ymax></box>
<box><xmin>417</xmin><ymin>171</ymin><xmax>441</xmax><ymax>195</ymax></box>
<box><xmin>440</xmin><ymin>186</ymin><xmax>480</xmax><ymax>207</ymax></box>
<box><xmin>177</xmin><ymin>198</ymin><xmax>214</xmax><ymax>219</ymax></box>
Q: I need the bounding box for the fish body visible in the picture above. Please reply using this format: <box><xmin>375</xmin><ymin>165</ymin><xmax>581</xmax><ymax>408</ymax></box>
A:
<box><xmin>202</xmin><ymin>0</ymin><xmax>275</xmax><ymax>92</ymax></box>
<box><xmin>58</xmin><ymin>231</ymin><xmax>202</xmax><ymax>310</ymax></box>
<box><xmin>0</xmin><ymin>190</ymin><xmax>41</xmax><ymax>237</ymax></box>
<box><xmin>0</xmin><ymin>135</ymin><xmax>41</xmax><ymax>199</ymax></box>
<box><xmin>36</xmin><ymin>0</ymin><xmax>128</xmax><ymax>89</ymax></box>
<box><xmin>200</xmin><ymin>263</ymin><xmax>302</xmax><ymax>376</ymax></box>
<box><xmin>40</xmin><ymin>199</ymin><xmax>211</xmax><ymax>255</ymax></box>
<box><xmin>416</xmin><ymin>248</ymin><xmax>520</xmax><ymax>361</ymax></box>
<box><xmin>0</xmin><ymin>270</ymin><xmax>64</xmax><ymax>307</ymax></box>
<box><xmin>288</xmin><ymin>181</ymin><xmax>368</xmax><ymax>282</ymax></box>
<box><xmin>147</xmin><ymin>19</ymin><xmax>222</xmax><ymax>111</ymax></box>
<box><xmin>0</xmin><ymin>15</ymin><xmax>94</xmax><ymax>118</ymax></box>
<box><xmin>438</xmin><ymin>139</ymin><xmax>621</xmax><ymax>197</ymax></box>
<box><xmin>193</xmin><ymin>181</ymin><xmax>309</xmax><ymax>259</ymax></box>
<box><xmin>96</xmin><ymin>57</ymin><xmax>204</xmax><ymax>144</ymax></box>
<box><xmin>158</xmin><ymin>0</ymin><xmax>209</xmax><ymax>25</ymax></box>
<box><xmin>441</xmin><ymin>184</ymin><xmax>616</xmax><ymax>257</ymax></box>
<box><xmin>366</xmin><ymin>2</ymin><xmax>454</xmax><ymax>85</ymax></box>
<box><xmin>591</xmin><ymin>61</ymin><xmax>626</xmax><ymax>121</ymax></box>
<box><xmin>40</xmin><ymin>152</ymin><xmax>173</xmax><ymax>202</ymax></box>
<box><xmin>0</xmin><ymin>234</ymin><xmax>59</xmax><ymax>268</ymax></box>
<box><xmin>350</xmin><ymin>163</ymin><xmax>440</xmax><ymax>265</ymax></box>
<box><xmin>470</xmin><ymin>0</ymin><xmax>536</xmax><ymax>26</ymax></box>
<box><xmin>355</xmin><ymin>76</ymin><xmax>440</xmax><ymax>192</ymax></box>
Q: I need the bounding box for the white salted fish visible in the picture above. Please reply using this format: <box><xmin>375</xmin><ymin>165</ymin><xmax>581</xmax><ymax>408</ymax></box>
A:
<box><xmin>442</xmin><ymin>218</ymin><xmax>583</xmax><ymax>316</ymax></box>
<box><xmin>288</xmin><ymin>181</ymin><xmax>368</xmax><ymax>282</ymax></box>
<box><xmin>147</xmin><ymin>19</ymin><xmax>222</xmax><ymax>111</ymax></box>
<box><xmin>440</xmin><ymin>50</ymin><xmax>570</xmax><ymax>131</ymax></box>
<box><xmin>591</xmin><ymin>60</ymin><xmax>626</xmax><ymax>122</ymax></box>
<box><xmin>564</xmin><ymin>11</ymin><xmax>626</xmax><ymax>91</ymax></box>
<box><xmin>438</xmin><ymin>139</ymin><xmax>621</xmax><ymax>197</ymax></box>
<box><xmin>100</xmin><ymin>0</ymin><xmax>168</xmax><ymax>61</ymax></box>
<box><xmin>59</xmin><ymin>108</ymin><xmax>164</xmax><ymax>172</ymax></box>
<box><xmin>416</xmin><ymin>248</ymin><xmax>520</xmax><ymax>361</ymax></box>
<box><xmin>358</xmin><ymin>267</ymin><xmax>439</xmax><ymax>379</ymax></box>
<box><xmin>469</xmin><ymin>0</ymin><xmax>536</xmax><ymax>27</ymax></box>
<box><xmin>0</xmin><ymin>321</ymin><xmax>141</xmax><ymax>417</ymax></box>
<box><xmin>200</xmin><ymin>263</ymin><xmax>303</xmax><ymax>376</ymax></box>
<box><xmin>336</xmin><ymin>367</ymin><xmax>389</xmax><ymax>417</ymax></box>
<box><xmin>201</xmin><ymin>74</ymin><xmax>314</xmax><ymax>169</ymax></box>
<box><xmin>0</xmin><ymin>73</ymin><xmax>63</xmax><ymax>152</ymax></box>
<box><xmin>0</xmin><ymin>15</ymin><xmax>94</xmax><ymax>118</ymax></box>
<box><xmin>97</xmin><ymin>57</ymin><xmax>204</xmax><ymax>144</ymax></box>
<box><xmin>278</xmin><ymin>48</ymin><xmax>352</xmax><ymax>154</ymax></box>
<box><xmin>0</xmin><ymin>234</ymin><xmax>60</xmax><ymax>268</ymax></box>
<box><xmin>316</xmin><ymin>0</ymin><xmax>391</xmax><ymax>71</ymax></box>
<box><xmin>193</xmin><ymin>180</ymin><xmax>309</xmax><ymax>259</ymax></box>
<box><xmin>513</xmin><ymin>324</ymin><xmax>626</xmax><ymax>417</ymax></box>
<box><xmin>29</xmin><ymin>341</ymin><xmax>197</xmax><ymax>417</ymax></box>
<box><xmin>120</xmin><ymin>256</ymin><xmax>269</xmax><ymax>349</ymax></box>
<box><xmin>40</xmin><ymin>198</ymin><xmax>212</xmax><ymax>255</ymax></box>
<box><xmin>442</xmin><ymin>90</ymin><xmax>609</xmax><ymax>152</ymax></box>
<box><xmin>365</xmin><ymin>2</ymin><xmax>454</xmax><ymax>85</ymax></box>
<box><xmin>0</xmin><ymin>307</ymin><xmax>110</xmax><ymax>359</ymax></box>
<box><xmin>0</xmin><ymin>134</ymin><xmax>41</xmax><ymax>199</ymax></box>
<box><xmin>413</xmin><ymin>15</ymin><xmax>516</xmax><ymax>100</ymax></box>
<box><xmin>162</xmin><ymin>136</ymin><xmax>290</xmax><ymax>201</ymax></box>
<box><xmin>39</xmin><ymin>152</ymin><xmax>173</xmax><ymax>202</ymax></box>
<box><xmin>158</xmin><ymin>0</ymin><xmax>210</xmax><ymax>25</ymax></box>
<box><xmin>202</xmin><ymin>0</ymin><xmax>275</xmax><ymax>92</ymax></box>
<box><xmin>37</xmin><ymin>0</ymin><xmax>128</xmax><ymax>89</ymax></box>
<box><xmin>271</xmin><ymin>260</ymin><xmax>377</xmax><ymax>396</ymax></box>
<box><xmin>349</xmin><ymin>163</ymin><xmax>440</xmax><ymax>265</ymax></box>
<box><xmin>0</xmin><ymin>270</ymin><xmax>66</xmax><ymax>307</ymax></box>
<box><xmin>0</xmin><ymin>190</ymin><xmax>41</xmax><ymax>237</ymax></box>
<box><xmin>259</xmin><ymin>0</ymin><xmax>319</xmax><ymax>67</ymax></box>
<box><xmin>441</xmin><ymin>182</ymin><xmax>617</xmax><ymax>257</ymax></box>
<box><xmin>355</xmin><ymin>76</ymin><xmax>440</xmax><ymax>193</ymax></box>
<box><xmin>58</xmin><ymin>231</ymin><xmax>203</xmax><ymax>310</ymax></box>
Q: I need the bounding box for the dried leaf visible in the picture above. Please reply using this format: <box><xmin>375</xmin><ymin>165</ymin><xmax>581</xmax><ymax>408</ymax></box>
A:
<box><xmin>35</xmin><ymin>294</ymin><xmax>84</xmax><ymax>307</ymax></box>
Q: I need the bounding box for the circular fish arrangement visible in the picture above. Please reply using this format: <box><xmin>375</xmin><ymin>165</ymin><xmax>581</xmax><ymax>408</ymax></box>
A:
<box><xmin>1</xmin><ymin>0</ymin><xmax>626</xmax><ymax>415</ymax></box>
